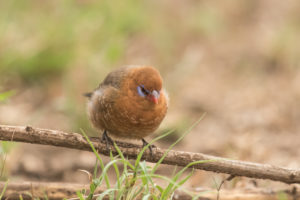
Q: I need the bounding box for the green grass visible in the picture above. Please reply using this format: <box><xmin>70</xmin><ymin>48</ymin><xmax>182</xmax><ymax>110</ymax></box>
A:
<box><xmin>0</xmin><ymin>144</ymin><xmax>14</xmax><ymax>180</ymax></box>
<box><xmin>78</xmin><ymin>115</ymin><xmax>211</xmax><ymax>200</ymax></box>
<box><xmin>0</xmin><ymin>90</ymin><xmax>15</xmax><ymax>102</ymax></box>
<box><xmin>0</xmin><ymin>0</ymin><xmax>149</xmax><ymax>84</ymax></box>
<box><xmin>0</xmin><ymin>180</ymin><xmax>8</xmax><ymax>199</ymax></box>
<box><xmin>0</xmin><ymin>0</ymin><xmax>226</xmax><ymax>86</ymax></box>
<box><xmin>0</xmin><ymin>91</ymin><xmax>15</xmax><ymax>180</ymax></box>
<box><xmin>277</xmin><ymin>191</ymin><xmax>288</xmax><ymax>200</ymax></box>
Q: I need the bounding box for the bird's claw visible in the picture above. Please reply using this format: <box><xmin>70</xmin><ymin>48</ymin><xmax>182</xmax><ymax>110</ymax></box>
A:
<box><xmin>142</xmin><ymin>138</ymin><xmax>156</xmax><ymax>156</ymax></box>
<box><xmin>102</xmin><ymin>130</ymin><xmax>114</xmax><ymax>151</ymax></box>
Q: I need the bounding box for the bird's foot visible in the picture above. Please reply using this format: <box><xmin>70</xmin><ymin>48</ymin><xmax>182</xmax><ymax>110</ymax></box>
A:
<box><xmin>142</xmin><ymin>138</ymin><xmax>156</xmax><ymax>155</ymax></box>
<box><xmin>102</xmin><ymin>130</ymin><xmax>114</xmax><ymax>151</ymax></box>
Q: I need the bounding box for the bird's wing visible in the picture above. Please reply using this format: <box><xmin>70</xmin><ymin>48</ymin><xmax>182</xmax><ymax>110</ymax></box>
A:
<box><xmin>85</xmin><ymin>66</ymin><xmax>138</xmax><ymax>99</ymax></box>
<box><xmin>100</xmin><ymin>66</ymin><xmax>132</xmax><ymax>89</ymax></box>
<box><xmin>84</xmin><ymin>66</ymin><xmax>130</xmax><ymax>99</ymax></box>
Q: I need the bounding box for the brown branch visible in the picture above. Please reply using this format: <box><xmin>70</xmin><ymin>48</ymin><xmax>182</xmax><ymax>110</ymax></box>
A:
<box><xmin>0</xmin><ymin>181</ymin><xmax>104</xmax><ymax>200</ymax></box>
<box><xmin>0</xmin><ymin>125</ymin><xmax>300</xmax><ymax>184</ymax></box>
<box><xmin>0</xmin><ymin>181</ymin><xmax>299</xmax><ymax>200</ymax></box>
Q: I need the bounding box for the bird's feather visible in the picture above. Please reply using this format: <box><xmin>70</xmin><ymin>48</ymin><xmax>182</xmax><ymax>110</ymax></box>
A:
<box><xmin>83</xmin><ymin>92</ymin><xmax>93</xmax><ymax>98</ymax></box>
<box><xmin>99</xmin><ymin>66</ymin><xmax>131</xmax><ymax>89</ymax></box>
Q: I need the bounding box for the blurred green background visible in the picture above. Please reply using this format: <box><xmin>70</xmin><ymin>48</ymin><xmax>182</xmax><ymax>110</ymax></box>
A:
<box><xmin>0</xmin><ymin>0</ymin><xmax>300</xmax><ymax>186</ymax></box>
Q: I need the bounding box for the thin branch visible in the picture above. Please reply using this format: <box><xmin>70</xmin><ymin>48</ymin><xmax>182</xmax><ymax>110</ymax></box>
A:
<box><xmin>0</xmin><ymin>181</ymin><xmax>299</xmax><ymax>200</ymax></box>
<box><xmin>0</xmin><ymin>125</ymin><xmax>299</xmax><ymax>184</ymax></box>
<box><xmin>0</xmin><ymin>181</ymin><xmax>103</xmax><ymax>200</ymax></box>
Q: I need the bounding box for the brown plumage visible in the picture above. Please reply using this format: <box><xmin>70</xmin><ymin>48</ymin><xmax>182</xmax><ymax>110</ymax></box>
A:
<box><xmin>86</xmin><ymin>66</ymin><xmax>168</xmax><ymax>146</ymax></box>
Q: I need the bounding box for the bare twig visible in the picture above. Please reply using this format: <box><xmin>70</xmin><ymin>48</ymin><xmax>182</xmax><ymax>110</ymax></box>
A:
<box><xmin>0</xmin><ymin>125</ymin><xmax>299</xmax><ymax>184</ymax></box>
<box><xmin>0</xmin><ymin>181</ymin><xmax>101</xmax><ymax>200</ymax></box>
<box><xmin>0</xmin><ymin>181</ymin><xmax>299</xmax><ymax>200</ymax></box>
<box><xmin>216</xmin><ymin>175</ymin><xmax>236</xmax><ymax>200</ymax></box>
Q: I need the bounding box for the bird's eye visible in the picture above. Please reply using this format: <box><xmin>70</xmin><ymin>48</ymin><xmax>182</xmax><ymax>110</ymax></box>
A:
<box><xmin>137</xmin><ymin>85</ymin><xmax>149</xmax><ymax>97</ymax></box>
<box><xmin>141</xmin><ymin>87</ymin><xmax>149</xmax><ymax>95</ymax></box>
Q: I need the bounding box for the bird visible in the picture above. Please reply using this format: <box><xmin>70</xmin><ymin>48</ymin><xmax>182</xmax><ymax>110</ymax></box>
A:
<box><xmin>85</xmin><ymin>65</ymin><xmax>168</xmax><ymax>151</ymax></box>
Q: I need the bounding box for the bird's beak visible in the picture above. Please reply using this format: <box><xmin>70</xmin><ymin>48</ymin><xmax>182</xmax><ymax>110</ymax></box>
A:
<box><xmin>149</xmin><ymin>90</ymin><xmax>159</xmax><ymax>104</ymax></box>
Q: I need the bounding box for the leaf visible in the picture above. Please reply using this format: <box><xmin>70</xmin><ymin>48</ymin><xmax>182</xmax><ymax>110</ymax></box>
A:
<box><xmin>76</xmin><ymin>190</ymin><xmax>85</xmax><ymax>200</ymax></box>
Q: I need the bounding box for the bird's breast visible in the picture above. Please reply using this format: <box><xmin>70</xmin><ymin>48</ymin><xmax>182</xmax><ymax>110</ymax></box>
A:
<box><xmin>106</xmin><ymin>92</ymin><xmax>167</xmax><ymax>138</ymax></box>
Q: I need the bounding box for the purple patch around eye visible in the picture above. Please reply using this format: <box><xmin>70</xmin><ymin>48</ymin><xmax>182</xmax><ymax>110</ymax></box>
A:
<box><xmin>137</xmin><ymin>85</ymin><xmax>146</xmax><ymax>97</ymax></box>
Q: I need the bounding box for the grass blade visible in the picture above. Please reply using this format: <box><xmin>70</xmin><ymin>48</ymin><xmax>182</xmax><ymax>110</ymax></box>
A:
<box><xmin>80</xmin><ymin>129</ymin><xmax>110</xmax><ymax>189</ymax></box>
<box><xmin>0</xmin><ymin>180</ymin><xmax>8</xmax><ymax>199</ymax></box>
<box><xmin>152</xmin><ymin>113</ymin><xmax>206</xmax><ymax>174</ymax></box>
<box><xmin>76</xmin><ymin>190</ymin><xmax>85</xmax><ymax>200</ymax></box>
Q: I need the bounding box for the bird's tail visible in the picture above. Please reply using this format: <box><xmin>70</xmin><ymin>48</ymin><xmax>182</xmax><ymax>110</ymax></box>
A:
<box><xmin>83</xmin><ymin>92</ymin><xmax>93</xmax><ymax>98</ymax></box>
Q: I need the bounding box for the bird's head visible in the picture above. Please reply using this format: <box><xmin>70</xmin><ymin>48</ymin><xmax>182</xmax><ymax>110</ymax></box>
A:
<box><xmin>129</xmin><ymin>66</ymin><xmax>163</xmax><ymax>105</ymax></box>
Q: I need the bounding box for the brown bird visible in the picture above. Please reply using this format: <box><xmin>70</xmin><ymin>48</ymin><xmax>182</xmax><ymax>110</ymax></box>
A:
<box><xmin>86</xmin><ymin>65</ymin><xmax>168</xmax><ymax>149</ymax></box>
